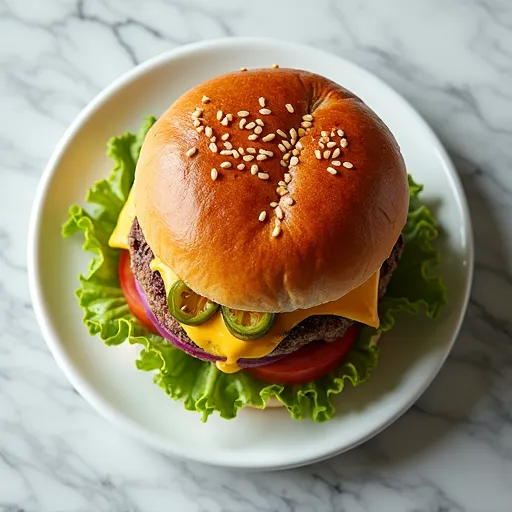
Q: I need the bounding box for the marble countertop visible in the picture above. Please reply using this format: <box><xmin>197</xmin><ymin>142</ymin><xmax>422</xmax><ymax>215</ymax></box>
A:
<box><xmin>2</xmin><ymin>0</ymin><xmax>512</xmax><ymax>510</ymax></box>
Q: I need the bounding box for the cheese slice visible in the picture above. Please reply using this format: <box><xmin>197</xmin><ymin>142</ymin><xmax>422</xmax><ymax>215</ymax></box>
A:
<box><xmin>109</xmin><ymin>188</ymin><xmax>381</xmax><ymax>373</ymax></box>
<box><xmin>109</xmin><ymin>188</ymin><xmax>136</xmax><ymax>250</ymax></box>
<box><xmin>151</xmin><ymin>258</ymin><xmax>380</xmax><ymax>373</ymax></box>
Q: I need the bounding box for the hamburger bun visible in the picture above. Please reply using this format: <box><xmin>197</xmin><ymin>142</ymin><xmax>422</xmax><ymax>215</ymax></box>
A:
<box><xmin>134</xmin><ymin>68</ymin><xmax>408</xmax><ymax>312</ymax></box>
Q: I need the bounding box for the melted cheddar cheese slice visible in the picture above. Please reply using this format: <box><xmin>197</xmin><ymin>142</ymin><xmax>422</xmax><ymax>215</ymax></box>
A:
<box><xmin>109</xmin><ymin>189</ymin><xmax>380</xmax><ymax>373</ymax></box>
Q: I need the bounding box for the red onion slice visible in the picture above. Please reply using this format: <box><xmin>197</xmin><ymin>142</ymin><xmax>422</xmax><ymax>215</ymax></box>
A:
<box><xmin>134</xmin><ymin>279</ymin><xmax>286</xmax><ymax>368</ymax></box>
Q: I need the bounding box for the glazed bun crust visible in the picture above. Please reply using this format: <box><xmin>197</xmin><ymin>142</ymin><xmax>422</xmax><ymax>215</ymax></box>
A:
<box><xmin>134</xmin><ymin>68</ymin><xmax>408</xmax><ymax>312</ymax></box>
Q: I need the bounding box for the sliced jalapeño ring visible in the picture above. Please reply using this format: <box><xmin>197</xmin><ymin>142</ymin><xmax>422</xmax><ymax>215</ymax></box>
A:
<box><xmin>221</xmin><ymin>307</ymin><xmax>276</xmax><ymax>340</ymax></box>
<box><xmin>167</xmin><ymin>280</ymin><xmax>219</xmax><ymax>326</ymax></box>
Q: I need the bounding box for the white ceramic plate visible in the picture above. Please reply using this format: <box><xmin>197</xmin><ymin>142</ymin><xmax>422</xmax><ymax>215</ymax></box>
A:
<box><xmin>28</xmin><ymin>37</ymin><xmax>473</xmax><ymax>470</ymax></box>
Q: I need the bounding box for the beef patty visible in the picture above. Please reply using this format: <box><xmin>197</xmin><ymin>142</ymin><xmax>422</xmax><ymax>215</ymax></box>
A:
<box><xmin>129</xmin><ymin>218</ymin><xmax>404</xmax><ymax>357</ymax></box>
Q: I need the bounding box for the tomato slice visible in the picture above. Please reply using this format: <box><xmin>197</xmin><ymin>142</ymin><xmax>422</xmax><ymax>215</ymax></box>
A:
<box><xmin>118</xmin><ymin>250</ymin><xmax>157</xmax><ymax>333</ymax></box>
<box><xmin>247</xmin><ymin>325</ymin><xmax>360</xmax><ymax>385</ymax></box>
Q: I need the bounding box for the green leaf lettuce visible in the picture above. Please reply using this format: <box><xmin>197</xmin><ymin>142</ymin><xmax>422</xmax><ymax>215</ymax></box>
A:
<box><xmin>63</xmin><ymin>117</ymin><xmax>447</xmax><ymax>422</ymax></box>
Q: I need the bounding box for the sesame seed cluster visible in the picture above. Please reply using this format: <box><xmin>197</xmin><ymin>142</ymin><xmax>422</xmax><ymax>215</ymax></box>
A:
<box><xmin>184</xmin><ymin>66</ymin><xmax>355</xmax><ymax>238</ymax></box>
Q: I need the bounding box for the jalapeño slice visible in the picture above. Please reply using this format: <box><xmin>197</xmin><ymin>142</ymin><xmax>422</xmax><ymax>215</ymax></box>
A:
<box><xmin>168</xmin><ymin>280</ymin><xmax>219</xmax><ymax>326</ymax></box>
<box><xmin>221</xmin><ymin>307</ymin><xmax>276</xmax><ymax>340</ymax></box>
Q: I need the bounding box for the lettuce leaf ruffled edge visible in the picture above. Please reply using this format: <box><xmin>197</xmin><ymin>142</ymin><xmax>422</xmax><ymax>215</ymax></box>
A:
<box><xmin>62</xmin><ymin>117</ymin><xmax>447</xmax><ymax>422</ymax></box>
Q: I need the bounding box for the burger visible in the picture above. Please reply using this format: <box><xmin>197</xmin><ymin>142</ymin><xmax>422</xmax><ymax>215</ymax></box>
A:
<box><xmin>64</xmin><ymin>67</ymin><xmax>446</xmax><ymax>421</ymax></box>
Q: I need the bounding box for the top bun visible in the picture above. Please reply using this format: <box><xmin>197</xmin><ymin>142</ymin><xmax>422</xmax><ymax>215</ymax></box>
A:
<box><xmin>133</xmin><ymin>68</ymin><xmax>409</xmax><ymax>312</ymax></box>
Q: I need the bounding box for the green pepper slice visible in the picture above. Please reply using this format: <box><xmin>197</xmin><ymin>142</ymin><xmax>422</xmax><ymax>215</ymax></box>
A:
<box><xmin>221</xmin><ymin>307</ymin><xmax>276</xmax><ymax>340</ymax></box>
<box><xmin>167</xmin><ymin>280</ymin><xmax>219</xmax><ymax>326</ymax></box>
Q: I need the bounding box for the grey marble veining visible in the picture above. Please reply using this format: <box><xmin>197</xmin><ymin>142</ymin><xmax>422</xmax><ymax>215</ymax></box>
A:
<box><xmin>1</xmin><ymin>0</ymin><xmax>512</xmax><ymax>510</ymax></box>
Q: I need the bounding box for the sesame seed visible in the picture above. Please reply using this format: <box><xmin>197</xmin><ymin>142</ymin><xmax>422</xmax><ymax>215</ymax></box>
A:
<box><xmin>323</xmin><ymin>150</ymin><xmax>331</xmax><ymax>159</ymax></box>
<box><xmin>205</xmin><ymin>126</ymin><xmax>213</xmax><ymax>138</ymax></box>
<box><xmin>237</xmin><ymin>163</ymin><xmax>245</xmax><ymax>170</ymax></box>
<box><xmin>284</xmin><ymin>173</ymin><xmax>291</xmax><ymax>183</ymax></box>
<box><xmin>258</xmin><ymin>172</ymin><xmax>270</xmax><ymax>180</ymax></box>
<box><xmin>209</xmin><ymin>143</ymin><xmax>218</xmax><ymax>153</ymax></box>
<box><xmin>260</xmin><ymin>149</ymin><xmax>273</xmax><ymax>157</ymax></box>
<box><xmin>277</xmin><ymin>187</ymin><xmax>289</xmax><ymax>196</ymax></box>
<box><xmin>321</xmin><ymin>130</ymin><xmax>329</xmax><ymax>137</ymax></box>
<box><xmin>340</xmin><ymin>138</ymin><xmax>348</xmax><ymax>148</ymax></box>
<box><xmin>211</xmin><ymin>136</ymin><xmax>217</xmax><ymax>143</ymax></box>
<box><xmin>202</xmin><ymin>96</ymin><xmax>210</xmax><ymax>104</ymax></box>
<box><xmin>298</xmin><ymin>128</ymin><xmax>306</xmax><ymax>137</ymax></box>
<box><xmin>280</xmin><ymin>160</ymin><xmax>288</xmax><ymax>167</ymax></box>
<box><xmin>196</xmin><ymin>126</ymin><xmax>204</xmax><ymax>133</ymax></box>
<box><xmin>254</xmin><ymin>126</ymin><xmax>263</xmax><ymax>135</ymax></box>
<box><xmin>240</xmin><ymin>67</ymin><xmax>247</xmax><ymax>71</ymax></box>
<box><xmin>186</xmin><ymin>147</ymin><xmax>197</xmax><ymax>157</ymax></box>
<box><xmin>259</xmin><ymin>97</ymin><xmax>266</xmax><ymax>107</ymax></box>
<box><xmin>332</xmin><ymin>148</ymin><xmax>341</xmax><ymax>158</ymax></box>
<box><xmin>211</xmin><ymin>168</ymin><xmax>218</xmax><ymax>180</ymax></box>
<box><xmin>290</xmin><ymin>156</ymin><xmax>299</xmax><ymax>166</ymax></box>
<box><xmin>278</xmin><ymin>143</ymin><xmax>286</xmax><ymax>153</ymax></box>
<box><xmin>272</xmin><ymin>63</ymin><xmax>279</xmax><ymax>68</ymax></box>
<box><xmin>259</xmin><ymin>108</ymin><xmax>272</xmax><ymax>115</ymax></box>
<box><xmin>302</xmin><ymin>114</ymin><xmax>313</xmax><ymax>121</ymax></box>
<box><xmin>248</xmin><ymin>134</ymin><xmax>259</xmax><ymax>140</ymax></box>
<box><xmin>343</xmin><ymin>161</ymin><xmax>354</xmax><ymax>169</ymax></box>
<box><xmin>255</xmin><ymin>119</ymin><xmax>264</xmax><ymax>126</ymax></box>
<box><xmin>232</xmin><ymin>150</ymin><xmax>240</xmax><ymax>159</ymax></box>
<box><xmin>192</xmin><ymin>110</ymin><xmax>202</xmax><ymax>118</ymax></box>
<box><xmin>220</xmin><ymin>150</ymin><xmax>232</xmax><ymax>156</ymax></box>
<box><xmin>220</xmin><ymin>162</ymin><xmax>232</xmax><ymax>169</ymax></box>
<box><xmin>237</xmin><ymin>110</ymin><xmax>250</xmax><ymax>117</ymax></box>
<box><xmin>315</xmin><ymin>149</ymin><xmax>322</xmax><ymax>159</ymax></box>
<box><xmin>277</xmin><ymin>129</ymin><xmax>287</xmax><ymax>138</ymax></box>
<box><xmin>285</xmin><ymin>104</ymin><xmax>294</xmax><ymax>113</ymax></box>
<box><xmin>278</xmin><ymin>180</ymin><xmax>287</xmax><ymax>187</ymax></box>
<box><xmin>217</xmin><ymin>110</ymin><xmax>223</xmax><ymax>121</ymax></box>
<box><xmin>239</xmin><ymin>118</ymin><xmax>247</xmax><ymax>129</ymax></box>
<box><xmin>245</xmin><ymin>121</ymin><xmax>256</xmax><ymax>130</ymax></box>
<box><xmin>221</xmin><ymin>133</ymin><xmax>230</xmax><ymax>141</ymax></box>
<box><xmin>296</xmin><ymin>141</ymin><xmax>303</xmax><ymax>150</ymax></box>
<box><xmin>282</xmin><ymin>140</ymin><xmax>292</xmax><ymax>150</ymax></box>
<box><xmin>223</xmin><ymin>141</ymin><xmax>233</xmax><ymax>149</ymax></box>
<box><xmin>290</xmin><ymin>128</ymin><xmax>297</xmax><ymax>140</ymax></box>
<box><xmin>331</xmin><ymin>129</ymin><xmax>335</xmax><ymax>137</ymax></box>
<box><xmin>262</xmin><ymin>133</ymin><xmax>276</xmax><ymax>142</ymax></box>
<box><xmin>337</xmin><ymin>129</ymin><xmax>344</xmax><ymax>137</ymax></box>
<box><xmin>301</xmin><ymin>121</ymin><xmax>312</xmax><ymax>128</ymax></box>
<box><xmin>318</xmin><ymin>142</ymin><xmax>325</xmax><ymax>149</ymax></box>
<box><xmin>284</xmin><ymin>197</ymin><xmax>294</xmax><ymax>206</ymax></box>
<box><xmin>221</xmin><ymin>117</ymin><xmax>229</xmax><ymax>126</ymax></box>
<box><xmin>331</xmin><ymin>160</ymin><xmax>341</xmax><ymax>166</ymax></box>
<box><xmin>327</xmin><ymin>141</ymin><xmax>336</xmax><ymax>148</ymax></box>
<box><xmin>256</xmin><ymin>154</ymin><xmax>268</xmax><ymax>161</ymax></box>
<box><xmin>292</xmin><ymin>149</ymin><xmax>300</xmax><ymax>156</ymax></box>
<box><xmin>250</xmin><ymin>164</ymin><xmax>259</xmax><ymax>175</ymax></box>
<box><xmin>243</xmin><ymin>155</ymin><xmax>255</xmax><ymax>161</ymax></box>
<box><xmin>327</xmin><ymin>167</ymin><xmax>338</xmax><ymax>175</ymax></box>
<box><xmin>227</xmin><ymin>113</ymin><xmax>233</xmax><ymax>121</ymax></box>
<box><xmin>283</xmin><ymin>153</ymin><xmax>291</xmax><ymax>161</ymax></box>
<box><xmin>193</xmin><ymin>119</ymin><xmax>201</xmax><ymax>127</ymax></box>
<box><xmin>270</xmin><ymin>202</ymin><xmax>278</xmax><ymax>208</ymax></box>
<box><xmin>259</xmin><ymin>211</ymin><xmax>267</xmax><ymax>222</ymax></box>
<box><xmin>272</xmin><ymin>224</ymin><xmax>281</xmax><ymax>238</ymax></box>
<box><xmin>275</xmin><ymin>206</ymin><xmax>284</xmax><ymax>219</ymax></box>
<box><xmin>247</xmin><ymin>147</ymin><xmax>257</xmax><ymax>154</ymax></box>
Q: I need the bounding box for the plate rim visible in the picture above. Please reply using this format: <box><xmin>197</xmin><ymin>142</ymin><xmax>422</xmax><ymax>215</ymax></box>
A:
<box><xmin>27</xmin><ymin>36</ymin><xmax>474</xmax><ymax>470</ymax></box>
